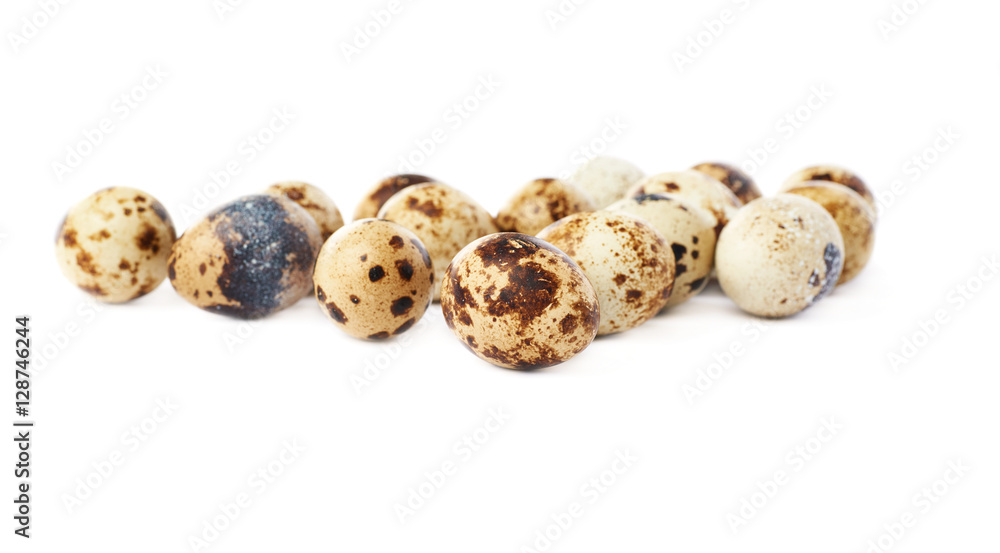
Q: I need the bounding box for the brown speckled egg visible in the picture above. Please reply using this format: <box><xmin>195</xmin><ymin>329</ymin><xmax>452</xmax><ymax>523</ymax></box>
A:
<box><xmin>537</xmin><ymin>212</ymin><xmax>674</xmax><ymax>335</ymax></box>
<box><xmin>496</xmin><ymin>178</ymin><xmax>595</xmax><ymax>235</ymax></box>
<box><xmin>691</xmin><ymin>162</ymin><xmax>762</xmax><ymax>205</ymax></box>
<box><xmin>353</xmin><ymin>174</ymin><xmax>435</xmax><ymax>221</ymax></box>
<box><xmin>55</xmin><ymin>187</ymin><xmax>176</xmax><ymax>303</ymax></box>
<box><xmin>313</xmin><ymin>219</ymin><xmax>434</xmax><ymax>340</ymax></box>
<box><xmin>168</xmin><ymin>194</ymin><xmax>322</xmax><ymax>319</ymax></box>
<box><xmin>781</xmin><ymin>165</ymin><xmax>877</xmax><ymax>217</ymax></box>
<box><xmin>627</xmin><ymin>170</ymin><xmax>741</xmax><ymax>236</ymax></box>
<box><xmin>378</xmin><ymin>183</ymin><xmax>499</xmax><ymax>301</ymax></box>
<box><xmin>440</xmin><ymin>233</ymin><xmax>599</xmax><ymax>370</ymax></box>
<box><xmin>716</xmin><ymin>194</ymin><xmax>845</xmax><ymax>318</ymax></box>
<box><xmin>607</xmin><ymin>194</ymin><xmax>717</xmax><ymax>308</ymax></box>
<box><xmin>782</xmin><ymin>182</ymin><xmax>876</xmax><ymax>285</ymax></box>
<box><xmin>569</xmin><ymin>156</ymin><xmax>645</xmax><ymax>209</ymax></box>
<box><xmin>264</xmin><ymin>181</ymin><xmax>344</xmax><ymax>240</ymax></box>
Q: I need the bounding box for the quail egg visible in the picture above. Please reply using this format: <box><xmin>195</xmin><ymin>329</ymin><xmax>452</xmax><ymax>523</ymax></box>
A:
<box><xmin>263</xmin><ymin>181</ymin><xmax>344</xmax><ymax>240</ymax></box>
<box><xmin>627</xmin><ymin>170</ymin><xmax>741</xmax><ymax>236</ymax></box>
<box><xmin>378</xmin><ymin>183</ymin><xmax>498</xmax><ymax>301</ymax></box>
<box><xmin>440</xmin><ymin>233</ymin><xmax>600</xmax><ymax>370</ymax></box>
<box><xmin>691</xmin><ymin>162</ymin><xmax>762</xmax><ymax>205</ymax></box>
<box><xmin>313</xmin><ymin>219</ymin><xmax>434</xmax><ymax>340</ymax></box>
<box><xmin>716</xmin><ymin>194</ymin><xmax>845</xmax><ymax>318</ymax></box>
<box><xmin>168</xmin><ymin>194</ymin><xmax>322</xmax><ymax>319</ymax></box>
<box><xmin>537</xmin><ymin>211</ymin><xmax>674</xmax><ymax>335</ymax></box>
<box><xmin>569</xmin><ymin>156</ymin><xmax>645</xmax><ymax>209</ymax></box>
<box><xmin>782</xmin><ymin>182</ymin><xmax>876</xmax><ymax>285</ymax></box>
<box><xmin>607</xmin><ymin>194</ymin><xmax>717</xmax><ymax>308</ymax></box>
<box><xmin>496</xmin><ymin>178</ymin><xmax>595</xmax><ymax>235</ymax></box>
<box><xmin>781</xmin><ymin>165</ymin><xmax>877</xmax><ymax>217</ymax></box>
<box><xmin>55</xmin><ymin>187</ymin><xmax>176</xmax><ymax>303</ymax></box>
<box><xmin>353</xmin><ymin>174</ymin><xmax>435</xmax><ymax>221</ymax></box>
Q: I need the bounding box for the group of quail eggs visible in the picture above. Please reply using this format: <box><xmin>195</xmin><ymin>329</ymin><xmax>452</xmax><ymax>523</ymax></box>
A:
<box><xmin>55</xmin><ymin>158</ymin><xmax>876</xmax><ymax>370</ymax></box>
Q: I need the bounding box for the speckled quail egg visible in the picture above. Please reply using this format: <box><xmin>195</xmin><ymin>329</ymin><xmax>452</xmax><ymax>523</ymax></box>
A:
<box><xmin>378</xmin><ymin>183</ymin><xmax>499</xmax><ymax>301</ymax></box>
<box><xmin>607</xmin><ymin>194</ymin><xmax>717</xmax><ymax>308</ymax></box>
<box><xmin>263</xmin><ymin>181</ymin><xmax>344</xmax><ymax>240</ymax></box>
<box><xmin>168</xmin><ymin>194</ymin><xmax>322</xmax><ymax>319</ymax></box>
<box><xmin>440</xmin><ymin>233</ymin><xmax>600</xmax><ymax>370</ymax></box>
<box><xmin>716</xmin><ymin>194</ymin><xmax>845</xmax><ymax>318</ymax></box>
<box><xmin>781</xmin><ymin>165</ymin><xmax>877</xmax><ymax>217</ymax></box>
<box><xmin>313</xmin><ymin>219</ymin><xmax>434</xmax><ymax>340</ymax></box>
<box><xmin>627</xmin><ymin>170</ymin><xmax>741</xmax><ymax>236</ymax></box>
<box><xmin>537</xmin><ymin>212</ymin><xmax>675</xmax><ymax>335</ymax></box>
<box><xmin>353</xmin><ymin>174</ymin><xmax>435</xmax><ymax>221</ymax></box>
<box><xmin>55</xmin><ymin>187</ymin><xmax>176</xmax><ymax>303</ymax></box>
<box><xmin>691</xmin><ymin>162</ymin><xmax>762</xmax><ymax>205</ymax></box>
<box><xmin>569</xmin><ymin>156</ymin><xmax>645</xmax><ymax>209</ymax></box>
<box><xmin>496</xmin><ymin>178</ymin><xmax>595</xmax><ymax>235</ymax></box>
<box><xmin>782</xmin><ymin>182</ymin><xmax>876</xmax><ymax>285</ymax></box>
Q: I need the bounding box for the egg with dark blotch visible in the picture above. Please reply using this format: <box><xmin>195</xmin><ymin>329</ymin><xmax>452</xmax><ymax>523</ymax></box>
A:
<box><xmin>313</xmin><ymin>219</ymin><xmax>434</xmax><ymax>340</ymax></box>
<box><xmin>353</xmin><ymin>174</ymin><xmax>435</xmax><ymax>221</ymax></box>
<box><xmin>781</xmin><ymin>165</ymin><xmax>877</xmax><ymax>218</ymax></box>
<box><xmin>440</xmin><ymin>233</ymin><xmax>600</xmax><ymax>370</ymax></box>
<box><xmin>607</xmin><ymin>193</ymin><xmax>717</xmax><ymax>308</ymax></box>
<box><xmin>783</xmin><ymin>182</ymin><xmax>876</xmax><ymax>285</ymax></box>
<box><xmin>716</xmin><ymin>194</ymin><xmax>845</xmax><ymax>318</ymax></box>
<box><xmin>263</xmin><ymin>181</ymin><xmax>344</xmax><ymax>240</ymax></box>
<box><xmin>55</xmin><ymin>187</ymin><xmax>176</xmax><ymax>303</ymax></box>
<box><xmin>167</xmin><ymin>194</ymin><xmax>322</xmax><ymax>319</ymax></box>
<box><xmin>691</xmin><ymin>162</ymin><xmax>762</xmax><ymax>206</ymax></box>
<box><xmin>496</xmin><ymin>178</ymin><xmax>595</xmax><ymax>235</ymax></box>
<box><xmin>378</xmin><ymin>182</ymin><xmax>499</xmax><ymax>301</ymax></box>
<box><xmin>537</xmin><ymin>211</ymin><xmax>675</xmax><ymax>336</ymax></box>
<box><xmin>627</xmin><ymin>170</ymin><xmax>741</xmax><ymax>236</ymax></box>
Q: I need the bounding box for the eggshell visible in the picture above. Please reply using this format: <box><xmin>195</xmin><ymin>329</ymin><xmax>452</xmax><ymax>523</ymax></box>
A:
<box><xmin>353</xmin><ymin>174</ymin><xmax>435</xmax><ymax>221</ymax></box>
<box><xmin>569</xmin><ymin>156</ymin><xmax>645</xmax><ymax>209</ymax></box>
<box><xmin>627</xmin><ymin>170</ymin><xmax>741</xmax><ymax>236</ymax></box>
<box><xmin>783</xmin><ymin>182</ymin><xmax>876</xmax><ymax>285</ymax></box>
<box><xmin>607</xmin><ymin>194</ymin><xmax>717</xmax><ymax>308</ymax></box>
<box><xmin>313</xmin><ymin>219</ymin><xmax>434</xmax><ymax>340</ymax></box>
<box><xmin>537</xmin><ymin>212</ymin><xmax>674</xmax><ymax>335</ymax></box>
<box><xmin>168</xmin><ymin>194</ymin><xmax>322</xmax><ymax>319</ymax></box>
<box><xmin>691</xmin><ymin>162</ymin><xmax>762</xmax><ymax>205</ymax></box>
<box><xmin>716</xmin><ymin>194</ymin><xmax>845</xmax><ymax>318</ymax></box>
<box><xmin>440</xmin><ymin>233</ymin><xmax>599</xmax><ymax>370</ymax></box>
<box><xmin>496</xmin><ymin>178</ymin><xmax>595</xmax><ymax>235</ymax></box>
<box><xmin>781</xmin><ymin>165</ymin><xmax>877</xmax><ymax>217</ymax></box>
<box><xmin>264</xmin><ymin>181</ymin><xmax>344</xmax><ymax>240</ymax></box>
<box><xmin>55</xmin><ymin>187</ymin><xmax>176</xmax><ymax>303</ymax></box>
<box><xmin>378</xmin><ymin>183</ymin><xmax>498</xmax><ymax>301</ymax></box>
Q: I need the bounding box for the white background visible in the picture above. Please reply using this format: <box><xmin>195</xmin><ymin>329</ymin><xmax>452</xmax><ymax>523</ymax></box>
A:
<box><xmin>2</xmin><ymin>0</ymin><xmax>999</xmax><ymax>551</ymax></box>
